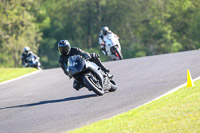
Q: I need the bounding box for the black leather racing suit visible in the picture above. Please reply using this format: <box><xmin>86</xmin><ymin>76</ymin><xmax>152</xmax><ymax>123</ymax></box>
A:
<box><xmin>59</xmin><ymin>47</ymin><xmax>109</xmax><ymax>90</ymax></box>
<box><xmin>21</xmin><ymin>52</ymin><xmax>38</xmax><ymax>67</ymax></box>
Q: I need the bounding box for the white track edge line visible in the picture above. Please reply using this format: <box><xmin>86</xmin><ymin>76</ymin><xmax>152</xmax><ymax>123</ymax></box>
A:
<box><xmin>134</xmin><ymin>75</ymin><xmax>200</xmax><ymax>110</ymax></box>
<box><xmin>107</xmin><ymin>76</ymin><xmax>200</xmax><ymax>121</ymax></box>
<box><xmin>0</xmin><ymin>70</ymin><xmax>42</xmax><ymax>85</ymax></box>
<box><xmin>71</xmin><ymin>76</ymin><xmax>200</xmax><ymax>129</ymax></box>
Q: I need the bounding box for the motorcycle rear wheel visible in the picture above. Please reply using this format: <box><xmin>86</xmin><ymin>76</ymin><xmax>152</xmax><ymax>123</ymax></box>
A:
<box><xmin>83</xmin><ymin>73</ymin><xmax>104</xmax><ymax>96</ymax></box>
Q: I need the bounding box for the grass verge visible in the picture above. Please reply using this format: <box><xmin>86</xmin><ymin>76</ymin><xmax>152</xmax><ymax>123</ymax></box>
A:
<box><xmin>69</xmin><ymin>80</ymin><xmax>200</xmax><ymax>133</ymax></box>
<box><xmin>0</xmin><ymin>68</ymin><xmax>37</xmax><ymax>83</ymax></box>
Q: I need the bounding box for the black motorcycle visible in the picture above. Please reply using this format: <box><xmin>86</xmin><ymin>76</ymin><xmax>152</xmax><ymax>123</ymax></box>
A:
<box><xmin>67</xmin><ymin>55</ymin><xmax>117</xmax><ymax>96</ymax></box>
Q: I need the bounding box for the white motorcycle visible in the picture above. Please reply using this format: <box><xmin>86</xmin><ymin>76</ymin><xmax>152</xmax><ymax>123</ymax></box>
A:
<box><xmin>102</xmin><ymin>33</ymin><xmax>123</xmax><ymax>60</ymax></box>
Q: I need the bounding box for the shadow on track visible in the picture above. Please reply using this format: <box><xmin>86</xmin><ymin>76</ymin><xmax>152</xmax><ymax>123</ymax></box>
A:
<box><xmin>0</xmin><ymin>94</ymin><xmax>97</xmax><ymax>110</ymax></box>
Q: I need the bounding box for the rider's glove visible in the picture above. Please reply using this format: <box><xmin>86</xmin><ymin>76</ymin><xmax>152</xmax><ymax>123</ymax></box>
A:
<box><xmin>90</xmin><ymin>53</ymin><xmax>100</xmax><ymax>59</ymax></box>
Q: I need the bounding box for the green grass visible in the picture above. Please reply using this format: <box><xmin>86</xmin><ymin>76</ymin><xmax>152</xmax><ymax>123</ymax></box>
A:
<box><xmin>69</xmin><ymin>80</ymin><xmax>200</xmax><ymax>133</ymax></box>
<box><xmin>0</xmin><ymin>68</ymin><xmax>37</xmax><ymax>83</ymax></box>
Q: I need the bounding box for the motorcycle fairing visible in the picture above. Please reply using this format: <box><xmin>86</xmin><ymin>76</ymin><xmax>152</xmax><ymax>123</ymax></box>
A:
<box><xmin>85</xmin><ymin>61</ymin><xmax>104</xmax><ymax>87</ymax></box>
<box><xmin>26</xmin><ymin>55</ymin><xmax>40</xmax><ymax>67</ymax></box>
<box><xmin>103</xmin><ymin>33</ymin><xmax>122</xmax><ymax>60</ymax></box>
<box><xmin>67</xmin><ymin>55</ymin><xmax>85</xmax><ymax>76</ymax></box>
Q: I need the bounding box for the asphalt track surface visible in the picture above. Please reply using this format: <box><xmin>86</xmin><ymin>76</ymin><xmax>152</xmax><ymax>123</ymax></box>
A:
<box><xmin>0</xmin><ymin>50</ymin><xmax>200</xmax><ymax>133</ymax></box>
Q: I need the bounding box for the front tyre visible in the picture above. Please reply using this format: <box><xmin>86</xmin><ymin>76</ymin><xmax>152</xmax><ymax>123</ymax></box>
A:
<box><xmin>83</xmin><ymin>73</ymin><xmax>104</xmax><ymax>96</ymax></box>
<box><xmin>109</xmin><ymin>79</ymin><xmax>117</xmax><ymax>92</ymax></box>
<box><xmin>112</xmin><ymin>47</ymin><xmax>123</xmax><ymax>60</ymax></box>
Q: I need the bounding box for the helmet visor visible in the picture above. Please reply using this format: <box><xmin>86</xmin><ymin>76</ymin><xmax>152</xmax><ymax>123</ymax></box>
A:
<box><xmin>59</xmin><ymin>46</ymin><xmax>70</xmax><ymax>54</ymax></box>
<box><xmin>103</xmin><ymin>30</ymin><xmax>108</xmax><ymax>35</ymax></box>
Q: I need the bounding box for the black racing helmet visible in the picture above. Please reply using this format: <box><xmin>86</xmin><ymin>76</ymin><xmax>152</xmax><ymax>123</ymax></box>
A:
<box><xmin>58</xmin><ymin>40</ymin><xmax>71</xmax><ymax>55</ymax></box>
<box><xmin>101</xmin><ymin>26</ymin><xmax>109</xmax><ymax>35</ymax></box>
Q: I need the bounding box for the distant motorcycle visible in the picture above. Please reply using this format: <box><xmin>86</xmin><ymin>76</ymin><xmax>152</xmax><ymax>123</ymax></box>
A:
<box><xmin>102</xmin><ymin>33</ymin><xmax>123</xmax><ymax>60</ymax></box>
<box><xmin>25</xmin><ymin>55</ymin><xmax>41</xmax><ymax>70</ymax></box>
<box><xmin>67</xmin><ymin>55</ymin><xmax>117</xmax><ymax>96</ymax></box>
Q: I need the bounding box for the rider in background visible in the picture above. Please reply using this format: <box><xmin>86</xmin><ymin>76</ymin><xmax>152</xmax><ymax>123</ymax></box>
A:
<box><xmin>98</xmin><ymin>26</ymin><xmax>119</xmax><ymax>55</ymax></box>
<box><xmin>58</xmin><ymin>40</ymin><xmax>111</xmax><ymax>90</ymax></box>
<box><xmin>21</xmin><ymin>46</ymin><xmax>39</xmax><ymax>68</ymax></box>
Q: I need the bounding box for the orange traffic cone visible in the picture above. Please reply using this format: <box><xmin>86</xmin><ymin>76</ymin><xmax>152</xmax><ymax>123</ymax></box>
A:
<box><xmin>187</xmin><ymin>70</ymin><xmax>194</xmax><ymax>87</ymax></box>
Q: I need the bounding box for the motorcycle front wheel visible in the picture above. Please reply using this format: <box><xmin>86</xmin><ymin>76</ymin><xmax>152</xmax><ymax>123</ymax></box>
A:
<box><xmin>109</xmin><ymin>79</ymin><xmax>117</xmax><ymax>92</ymax></box>
<box><xmin>111</xmin><ymin>47</ymin><xmax>123</xmax><ymax>60</ymax></box>
<box><xmin>83</xmin><ymin>73</ymin><xmax>104</xmax><ymax>96</ymax></box>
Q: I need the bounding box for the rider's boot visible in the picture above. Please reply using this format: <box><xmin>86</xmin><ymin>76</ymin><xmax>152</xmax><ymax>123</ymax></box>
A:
<box><xmin>101</xmin><ymin>46</ymin><xmax>107</xmax><ymax>55</ymax></box>
<box><xmin>73</xmin><ymin>80</ymin><xmax>83</xmax><ymax>91</ymax></box>
<box><xmin>90</xmin><ymin>53</ymin><xmax>110</xmax><ymax>73</ymax></box>
<box><xmin>96</xmin><ymin>59</ymin><xmax>110</xmax><ymax>73</ymax></box>
<box><xmin>100</xmin><ymin>64</ymin><xmax>110</xmax><ymax>73</ymax></box>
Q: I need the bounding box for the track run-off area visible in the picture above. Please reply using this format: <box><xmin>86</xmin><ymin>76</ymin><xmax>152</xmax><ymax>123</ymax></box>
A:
<box><xmin>0</xmin><ymin>50</ymin><xmax>200</xmax><ymax>133</ymax></box>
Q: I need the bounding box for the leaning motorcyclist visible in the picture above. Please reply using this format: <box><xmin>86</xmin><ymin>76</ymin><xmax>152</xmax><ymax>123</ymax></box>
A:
<box><xmin>21</xmin><ymin>46</ymin><xmax>39</xmax><ymax>68</ymax></box>
<box><xmin>98</xmin><ymin>26</ymin><xmax>119</xmax><ymax>55</ymax></box>
<box><xmin>58</xmin><ymin>40</ymin><xmax>111</xmax><ymax>91</ymax></box>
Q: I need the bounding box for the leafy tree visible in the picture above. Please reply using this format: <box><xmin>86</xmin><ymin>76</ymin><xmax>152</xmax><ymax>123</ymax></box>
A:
<box><xmin>0</xmin><ymin>0</ymin><xmax>41</xmax><ymax>67</ymax></box>
<box><xmin>1</xmin><ymin>0</ymin><xmax>199</xmax><ymax>68</ymax></box>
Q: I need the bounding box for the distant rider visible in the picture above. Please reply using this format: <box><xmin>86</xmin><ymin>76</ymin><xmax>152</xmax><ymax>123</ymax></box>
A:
<box><xmin>58</xmin><ymin>40</ymin><xmax>111</xmax><ymax>90</ymax></box>
<box><xmin>21</xmin><ymin>46</ymin><xmax>40</xmax><ymax>68</ymax></box>
<box><xmin>98</xmin><ymin>26</ymin><xmax>119</xmax><ymax>55</ymax></box>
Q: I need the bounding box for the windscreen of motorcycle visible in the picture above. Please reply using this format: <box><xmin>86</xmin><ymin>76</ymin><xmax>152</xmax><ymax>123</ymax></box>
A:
<box><xmin>67</xmin><ymin>55</ymin><xmax>85</xmax><ymax>76</ymax></box>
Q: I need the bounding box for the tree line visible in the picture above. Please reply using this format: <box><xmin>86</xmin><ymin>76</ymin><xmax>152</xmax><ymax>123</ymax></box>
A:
<box><xmin>0</xmin><ymin>0</ymin><xmax>199</xmax><ymax>68</ymax></box>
